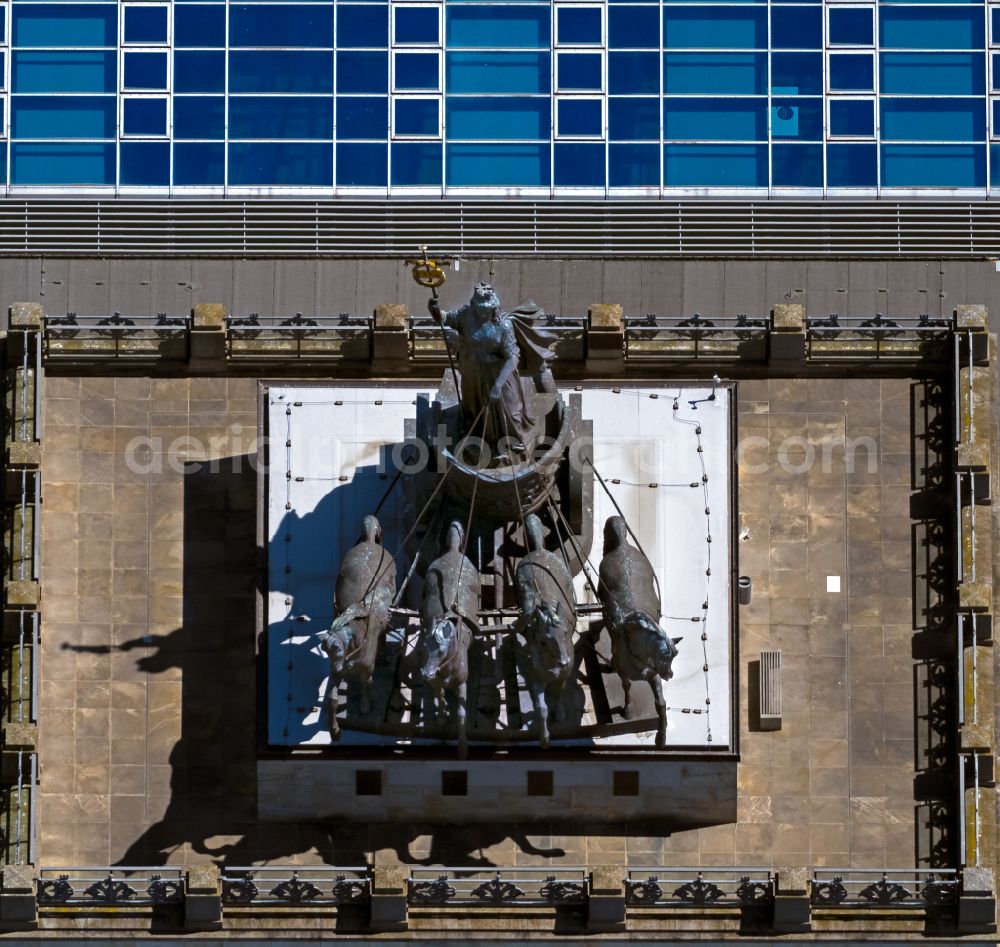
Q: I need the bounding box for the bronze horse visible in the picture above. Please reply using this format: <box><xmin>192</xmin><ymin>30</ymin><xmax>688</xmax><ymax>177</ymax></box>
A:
<box><xmin>597</xmin><ymin>516</ymin><xmax>680</xmax><ymax>749</ymax></box>
<box><xmin>514</xmin><ymin>513</ymin><xmax>576</xmax><ymax>748</ymax></box>
<box><xmin>416</xmin><ymin>520</ymin><xmax>477</xmax><ymax>758</ymax></box>
<box><xmin>320</xmin><ymin>514</ymin><xmax>396</xmax><ymax>740</ymax></box>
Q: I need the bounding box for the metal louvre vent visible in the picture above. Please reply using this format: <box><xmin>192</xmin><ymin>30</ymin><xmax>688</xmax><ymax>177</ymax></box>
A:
<box><xmin>0</xmin><ymin>199</ymin><xmax>998</xmax><ymax>257</ymax></box>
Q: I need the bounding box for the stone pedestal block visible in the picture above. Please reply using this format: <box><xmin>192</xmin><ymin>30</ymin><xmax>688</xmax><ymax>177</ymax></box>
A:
<box><xmin>770</xmin><ymin>305</ymin><xmax>806</xmax><ymax>362</ymax></box>
<box><xmin>772</xmin><ymin>867</ymin><xmax>810</xmax><ymax>932</ymax></box>
<box><xmin>0</xmin><ymin>865</ymin><xmax>37</xmax><ymax>930</ymax></box>
<box><xmin>8</xmin><ymin>304</ymin><xmax>42</xmax><ymax>330</ymax></box>
<box><xmin>956</xmin><ymin>304</ymin><xmax>988</xmax><ymax>331</ymax></box>
<box><xmin>586</xmin><ymin>867</ymin><xmax>626</xmax><ymax>932</ymax></box>
<box><xmin>2</xmin><ymin>722</ymin><xmax>36</xmax><ymax>749</ymax></box>
<box><xmin>5</xmin><ymin>580</ymin><xmax>39</xmax><ymax>608</ymax></box>
<box><xmin>370</xmin><ymin>865</ymin><xmax>408</xmax><ymax>932</ymax></box>
<box><xmin>373</xmin><ymin>304</ymin><xmax>409</xmax><ymax>362</ymax></box>
<box><xmin>190</xmin><ymin>304</ymin><xmax>226</xmax><ymax>363</ymax></box>
<box><xmin>184</xmin><ymin>865</ymin><xmax>222</xmax><ymax>931</ymax></box>
<box><xmin>958</xmin><ymin>867</ymin><xmax>996</xmax><ymax>933</ymax></box>
<box><xmin>586</xmin><ymin>304</ymin><xmax>625</xmax><ymax>372</ymax></box>
<box><xmin>6</xmin><ymin>442</ymin><xmax>39</xmax><ymax>468</ymax></box>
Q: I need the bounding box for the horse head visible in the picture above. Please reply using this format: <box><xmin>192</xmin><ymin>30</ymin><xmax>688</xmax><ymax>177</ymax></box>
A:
<box><xmin>525</xmin><ymin>600</ymin><xmax>572</xmax><ymax>676</ymax></box>
<box><xmin>627</xmin><ymin>612</ymin><xmax>680</xmax><ymax>680</ymax></box>
<box><xmin>420</xmin><ymin>616</ymin><xmax>457</xmax><ymax>684</ymax></box>
<box><xmin>321</xmin><ymin>625</ymin><xmax>352</xmax><ymax>675</ymax></box>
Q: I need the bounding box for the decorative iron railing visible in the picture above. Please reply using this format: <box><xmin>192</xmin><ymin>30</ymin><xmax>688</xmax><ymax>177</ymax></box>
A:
<box><xmin>1</xmin><ymin>610</ymin><xmax>37</xmax><ymax>725</ymax></box>
<box><xmin>43</xmin><ymin>313</ymin><xmax>190</xmax><ymax>360</ymax></box>
<box><xmin>810</xmin><ymin>869</ymin><xmax>960</xmax><ymax>908</ymax></box>
<box><xmin>220</xmin><ymin>867</ymin><xmax>370</xmax><ymax>907</ymax></box>
<box><xmin>0</xmin><ymin>750</ymin><xmax>36</xmax><ymax>865</ymax></box>
<box><xmin>624</xmin><ymin>314</ymin><xmax>768</xmax><ymax>361</ymax></box>
<box><xmin>806</xmin><ymin>313</ymin><xmax>952</xmax><ymax>359</ymax></box>
<box><xmin>36</xmin><ymin>868</ymin><xmax>185</xmax><ymax>907</ymax></box>
<box><xmin>226</xmin><ymin>313</ymin><xmax>372</xmax><ymax>360</ymax></box>
<box><xmin>625</xmin><ymin>868</ymin><xmax>773</xmax><ymax>907</ymax></box>
<box><xmin>407</xmin><ymin>867</ymin><xmax>588</xmax><ymax>907</ymax></box>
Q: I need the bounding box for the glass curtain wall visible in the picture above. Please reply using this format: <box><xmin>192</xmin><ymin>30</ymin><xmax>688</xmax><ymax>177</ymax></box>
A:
<box><xmin>3</xmin><ymin>0</ymin><xmax>995</xmax><ymax>192</ymax></box>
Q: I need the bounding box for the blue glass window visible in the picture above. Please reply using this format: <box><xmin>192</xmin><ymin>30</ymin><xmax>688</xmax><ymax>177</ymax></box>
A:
<box><xmin>336</xmin><ymin>97</ymin><xmax>388</xmax><ymax>139</ymax></box>
<box><xmin>336</xmin><ymin>52</ymin><xmax>388</xmax><ymax>93</ymax></box>
<box><xmin>122</xmin><ymin>98</ymin><xmax>167</xmax><ymax>136</ymax></box>
<box><xmin>229</xmin><ymin>142</ymin><xmax>333</xmax><ymax>186</ymax></box>
<box><xmin>772</xmin><ymin>144</ymin><xmax>822</xmax><ymax>186</ymax></box>
<box><xmin>881</xmin><ymin>52</ymin><xmax>983</xmax><ymax>95</ymax></box>
<box><xmin>994</xmin><ymin>100</ymin><xmax>1000</xmax><ymax>137</ymax></box>
<box><xmin>173</xmin><ymin>142</ymin><xmax>224</xmax><ymax>185</ymax></box>
<box><xmin>123</xmin><ymin>52</ymin><xmax>168</xmax><ymax>90</ymax></box>
<box><xmin>770</xmin><ymin>98</ymin><xmax>822</xmax><ymax>140</ymax></box>
<box><xmin>173</xmin><ymin>97</ymin><xmax>225</xmax><ymax>138</ymax></box>
<box><xmin>446</xmin><ymin>143</ymin><xmax>549</xmax><ymax>186</ymax></box>
<box><xmin>230</xmin><ymin>97</ymin><xmax>334</xmax><ymax>139</ymax></box>
<box><xmin>558</xmin><ymin>8</ymin><xmax>601</xmax><ymax>45</ymax></box>
<box><xmin>664</xmin><ymin>53</ymin><xmax>766</xmax><ymax>94</ymax></box>
<box><xmin>882</xmin><ymin>144</ymin><xmax>984</xmax><ymax>187</ymax></box>
<box><xmin>230</xmin><ymin>5</ymin><xmax>333</xmax><ymax>47</ymax></box>
<box><xmin>447</xmin><ymin>52</ymin><xmax>550</xmax><ymax>94</ymax></box>
<box><xmin>395</xmin><ymin>53</ymin><xmax>439</xmax><ymax>90</ymax></box>
<box><xmin>664</xmin><ymin>99</ymin><xmax>767</xmax><ymax>140</ymax></box>
<box><xmin>391</xmin><ymin>142</ymin><xmax>442</xmax><ymax>185</ymax></box>
<box><xmin>124</xmin><ymin>6</ymin><xmax>167</xmax><ymax>44</ymax></box>
<box><xmin>175</xmin><ymin>6</ymin><xmax>225</xmax><ymax>47</ymax></box>
<box><xmin>664</xmin><ymin>144</ymin><xmax>767</xmax><ymax>186</ymax></box>
<box><xmin>120</xmin><ymin>141</ymin><xmax>169</xmax><ymax>185</ymax></box>
<box><xmin>337</xmin><ymin>142</ymin><xmax>388</xmax><ymax>186</ymax></box>
<box><xmin>994</xmin><ymin>9</ymin><xmax>1000</xmax><ymax>45</ymax></box>
<box><xmin>554</xmin><ymin>142</ymin><xmax>604</xmax><ymax>185</ymax></box>
<box><xmin>664</xmin><ymin>8</ymin><xmax>766</xmax><ymax>49</ymax></box>
<box><xmin>609</xmin><ymin>98</ymin><xmax>658</xmax><ymax>139</ymax></box>
<box><xmin>829</xmin><ymin>99</ymin><xmax>874</xmax><ymax>137</ymax></box>
<box><xmin>557</xmin><ymin>53</ymin><xmax>602</xmax><ymax>90</ymax></box>
<box><xmin>231</xmin><ymin>51</ymin><xmax>333</xmax><ymax>92</ymax></box>
<box><xmin>395</xmin><ymin>7</ymin><xmax>438</xmax><ymax>44</ymax></box>
<box><xmin>446</xmin><ymin>98</ymin><xmax>549</xmax><ymax>139</ymax></box>
<box><xmin>770</xmin><ymin>8</ymin><xmax>822</xmax><ymax>49</ymax></box>
<box><xmin>559</xmin><ymin>99</ymin><xmax>603</xmax><ymax>136</ymax></box>
<box><xmin>771</xmin><ymin>52</ymin><xmax>822</xmax><ymax>94</ymax></box>
<box><xmin>881</xmin><ymin>98</ymin><xmax>983</xmax><ymax>142</ymax></box>
<box><xmin>609</xmin><ymin>143</ymin><xmax>658</xmax><ymax>186</ymax></box>
<box><xmin>337</xmin><ymin>5</ymin><xmax>388</xmax><ymax>47</ymax></box>
<box><xmin>395</xmin><ymin>98</ymin><xmax>439</xmax><ymax>136</ymax></box>
<box><xmin>11</xmin><ymin>142</ymin><xmax>115</xmax><ymax>186</ymax></box>
<box><xmin>828</xmin><ymin>8</ymin><xmax>873</xmax><ymax>46</ymax></box>
<box><xmin>880</xmin><ymin>8</ymin><xmax>983</xmax><ymax>50</ymax></box>
<box><xmin>12</xmin><ymin>5</ymin><xmax>117</xmax><ymax>47</ymax></box>
<box><xmin>609</xmin><ymin>7</ymin><xmax>659</xmax><ymax>48</ymax></box>
<box><xmin>13</xmin><ymin>51</ymin><xmax>116</xmax><ymax>94</ymax></box>
<box><xmin>0</xmin><ymin>8</ymin><xmax>6</xmax><ymax>44</ymax></box>
<box><xmin>174</xmin><ymin>51</ymin><xmax>225</xmax><ymax>92</ymax></box>
<box><xmin>609</xmin><ymin>52</ymin><xmax>659</xmax><ymax>93</ymax></box>
<box><xmin>11</xmin><ymin>96</ymin><xmax>115</xmax><ymax>138</ymax></box>
<box><xmin>446</xmin><ymin>6</ymin><xmax>550</xmax><ymax>48</ymax></box>
<box><xmin>828</xmin><ymin>53</ymin><xmax>874</xmax><ymax>91</ymax></box>
<box><xmin>826</xmin><ymin>143</ymin><xmax>877</xmax><ymax>186</ymax></box>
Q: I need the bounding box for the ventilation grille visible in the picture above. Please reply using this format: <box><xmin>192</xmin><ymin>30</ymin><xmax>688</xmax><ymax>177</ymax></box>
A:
<box><xmin>0</xmin><ymin>199</ymin><xmax>998</xmax><ymax>257</ymax></box>
<box><xmin>759</xmin><ymin>650</ymin><xmax>782</xmax><ymax>731</ymax></box>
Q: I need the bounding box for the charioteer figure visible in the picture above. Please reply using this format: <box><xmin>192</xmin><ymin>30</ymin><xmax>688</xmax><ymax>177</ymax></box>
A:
<box><xmin>429</xmin><ymin>282</ymin><xmax>555</xmax><ymax>463</ymax></box>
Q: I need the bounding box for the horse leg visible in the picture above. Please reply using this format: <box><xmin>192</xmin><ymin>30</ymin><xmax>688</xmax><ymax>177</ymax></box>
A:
<box><xmin>358</xmin><ymin>664</ymin><xmax>373</xmax><ymax>717</ymax></box>
<box><xmin>533</xmin><ymin>681</ymin><xmax>550</xmax><ymax>749</ymax></box>
<box><xmin>551</xmin><ymin>677</ymin><xmax>568</xmax><ymax>725</ymax></box>
<box><xmin>328</xmin><ymin>670</ymin><xmax>342</xmax><ymax>741</ymax></box>
<box><xmin>650</xmin><ymin>674</ymin><xmax>666</xmax><ymax>749</ymax></box>
<box><xmin>621</xmin><ymin>676</ymin><xmax>633</xmax><ymax>719</ymax></box>
<box><xmin>456</xmin><ymin>682</ymin><xmax>468</xmax><ymax>760</ymax></box>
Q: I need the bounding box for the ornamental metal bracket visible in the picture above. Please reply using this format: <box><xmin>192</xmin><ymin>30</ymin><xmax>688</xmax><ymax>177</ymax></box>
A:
<box><xmin>858</xmin><ymin>873</ymin><xmax>912</xmax><ymax>905</ymax></box>
<box><xmin>270</xmin><ymin>872</ymin><xmax>322</xmax><ymax>903</ymax></box>
<box><xmin>83</xmin><ymin>874</ymin><xmax>137</xmax><ymax>904</ymax></box>
<box><xmin>673</xmin><ymin>873</ymin><xmax>726</xmax><ymax>905</ymax></box>
<box><xmin>37</xmin><ymin>874</ymin><xmax>73</xmax><ymax>905</ymax></box>
<box><xmin>811</xmin><ymin>876</ymin><xmax>848</xmax><ymax>905</ymax></box>
<box><xmin>408</xmin><ymin>875</ymin><xmax>456</xmax><ymax>905</ymax></box>
<box><xmin>539</xmin><ymin>876</ymin><xmax>586</xmax><ymax>904</ymax></box>
<box><xmin>222</xmin><ymin>873</ymin><xmax>259</xmax><ymax>905</ymax></box>
<box><xmin>625</xmin><ymin>876</ymin><xmax>663</xmax><ymax>906</ymax></box>
<box><xmin>471</xmin><ymin>872</ymin><xmax>525</xmax><ymax>904</ymax></box>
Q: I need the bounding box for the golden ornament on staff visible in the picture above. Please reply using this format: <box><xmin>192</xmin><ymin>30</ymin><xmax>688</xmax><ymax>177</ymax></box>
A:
<box><xmin>405</xmin><ymin>246</ymin><xmax>459</xmax><ymax>393</ymax></box>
